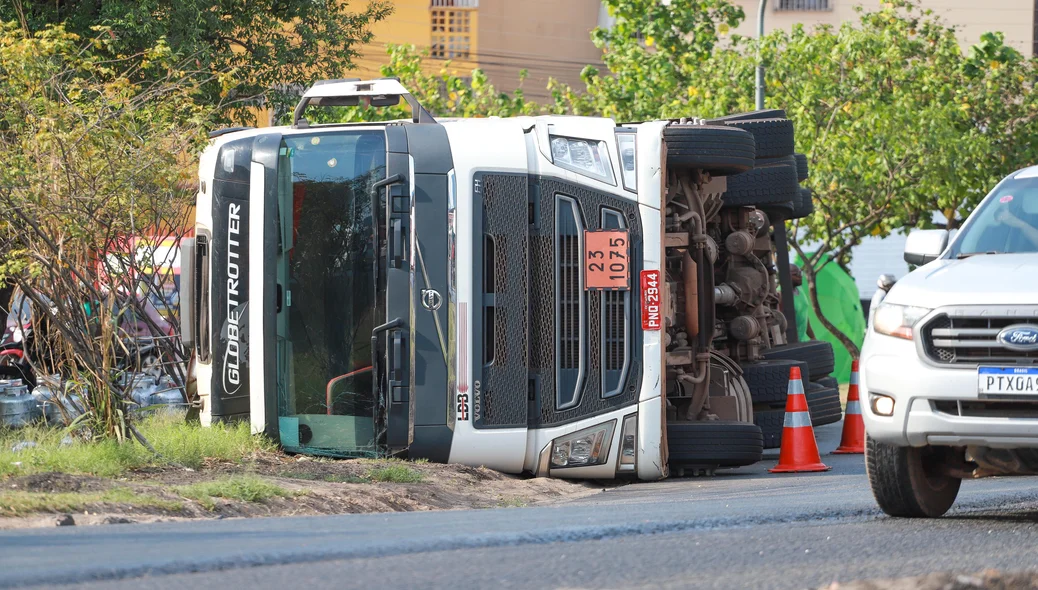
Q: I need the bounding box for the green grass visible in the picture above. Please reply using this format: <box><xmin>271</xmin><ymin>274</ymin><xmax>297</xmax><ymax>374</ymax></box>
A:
<box><xmin>366</xmin><ymin>464</ymin><xmax>424</xmax><ymax>483</ymax></box>
<box><xmin>277</xmin><ymin>471</ymin><xmax>369</xmax><ymax>484</ymax></box>
<box><xmin>497</xmin><ymin>497</ymin><xmax>527</xmax><ymax>508</ymax></box>
<box><xmin>0</xmin><ymin>413</ymin><xmax>273</xmax><ymax>479</ymax></box>
<box><xmin>176</xmin><ymin>476</ymin><xmax>293</xmax><ymax>510</ymax></box>
<box><xmin>0</xmin><ymin>488</ymin><xmax>183</xmax><ymax>517</ymax></box>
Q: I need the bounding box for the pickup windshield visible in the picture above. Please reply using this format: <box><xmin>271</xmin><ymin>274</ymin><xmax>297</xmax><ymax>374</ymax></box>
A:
<box><xmin>276</xmin><ymin>130</ymin><xmax>386</xmax><ymax>457</ymax></box>
<box><xmin>952</xmin><ymin>175</ymin><xmax>1038</xmax><ymax>257</ymax></box>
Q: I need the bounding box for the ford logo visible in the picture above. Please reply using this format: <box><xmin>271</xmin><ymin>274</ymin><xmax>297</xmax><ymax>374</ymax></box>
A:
<box><xmin>997</xmin><ymin>324</ymin><xmax>1038</xmax><ymax>351</ymax></box>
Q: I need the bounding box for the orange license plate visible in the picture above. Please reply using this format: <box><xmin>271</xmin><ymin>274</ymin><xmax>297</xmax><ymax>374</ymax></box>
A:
<box><xmin>584</xmin><ymin>230</ymin><xmax>630</xmax><ymax>291</ymax></box>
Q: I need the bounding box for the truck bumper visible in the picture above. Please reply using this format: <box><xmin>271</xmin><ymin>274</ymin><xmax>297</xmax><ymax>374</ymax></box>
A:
<box><xmin>861</xmin><ymin>332</ymin><xmax>1038</xmax><ymax>448</ymax></box>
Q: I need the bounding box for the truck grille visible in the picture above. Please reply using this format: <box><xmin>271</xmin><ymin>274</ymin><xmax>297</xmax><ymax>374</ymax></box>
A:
<box><xmin>922</xmin><ymin>314</ymin><xmax>1038</xmax><ymax>365</ymax></box>
<box><xmin>556</xmin><ymin>196</ymin><xmax>585</xmax><ymax>409</ymax></box>
<box><xmin>478</xmin><ymin>175</ymin><xmax>642</xmax><ymax>428</ymax></box>
<box><xmin>601</xmin><ymin>209</ymin><xmax>628</xmax><ymax>397</ymax></box>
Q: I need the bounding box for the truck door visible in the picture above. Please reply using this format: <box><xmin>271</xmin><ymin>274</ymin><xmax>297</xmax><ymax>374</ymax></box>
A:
<box><xmin>266</xmin><ymin>128</ymin><xmax>403</xmax><ymax>457</ymax></box>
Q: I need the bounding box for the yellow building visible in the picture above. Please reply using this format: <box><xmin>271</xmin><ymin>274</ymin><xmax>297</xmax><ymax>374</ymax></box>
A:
<box><xmin>353</xmin><ymin>0</ymin><xmax>604</xmax><ymax>102</ymax></box>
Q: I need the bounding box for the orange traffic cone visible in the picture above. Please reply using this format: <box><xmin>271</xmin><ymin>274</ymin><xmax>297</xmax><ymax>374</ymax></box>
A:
<box><xmin>769</xmin><ymin>366</ymin><xmax>831</xmax><ymax>473</ymax></box>
<box><xmin>833</xmin><ymin>360</ymin><xmax>865</xmax><ymax>454</ymax></box>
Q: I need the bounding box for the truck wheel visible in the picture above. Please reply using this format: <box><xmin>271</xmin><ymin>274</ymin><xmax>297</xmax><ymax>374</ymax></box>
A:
<box><xmin>663</xmin><ymin>124</ymin><xmax>756</xmax><ymax>176</ymax></box>
<box><xmin>866</xmin><ymin>437</ymin><xmax>962</xmax><ymax>518</ymax></box>
<box><xmin>805</xmin><ymin>381</ymin><xmax>842</xmax><ymax>426</ymax></box>
<box><xmin>752</xmin><ymin>409</ymin><xmax>785</xmax><ymax>449</ymax></box>
<box><xmin>742</xmin><ymin>359</ymin><xmax>810</xmax><ymax>405</ymax></box>
<box><xmin>721</xmin><ymin>164</ymin><xmax>798</xmax><ymax>209</ymax></box>
<box><xmin>760</xmin><ymin>340</ymin><xmax>835</xmax><ymax>381</ymax></box>
<box><xmin>790</xmin><ymin>187</ymin><xmax>814</xmax><ymax>220</ymax></box>
<box><xmin>667</xmin><ymin>421</ymin><xmax>764</xmax><ymax>471</ymax></box>
<box><xmin>708</xmin><ymin>109</ymin><xmax>787</xmax><ymax>123</ymax></box>
<box><xmin>794</xmin><ymin>153</ymin><xmax>809</xmax><ymax>182</ymax></box>
<box><xmin>719</xmin><ymin>118</ymin><xmax>795</xmax><ymax>159</ymax></box>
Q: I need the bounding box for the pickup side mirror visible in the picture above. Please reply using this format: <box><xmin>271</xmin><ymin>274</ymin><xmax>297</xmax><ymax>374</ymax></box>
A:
<box><xmin>904</xmin><ymin>229</ymin><xmax>948</xmax><ymax>266</ymax></box>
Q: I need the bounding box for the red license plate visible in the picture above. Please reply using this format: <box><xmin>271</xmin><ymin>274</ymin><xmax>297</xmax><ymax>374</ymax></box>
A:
<box><xmin>641</xmin><ymin>270</ymin><xmax>662</xmax><ymax>331</ymax></box>
<box><xmin>584</xmin><ymin>230</ymin><xmax>630</xmax><ymax>290</ymax></box>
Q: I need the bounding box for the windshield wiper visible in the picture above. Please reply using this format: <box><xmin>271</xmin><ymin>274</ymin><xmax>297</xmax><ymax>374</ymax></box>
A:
<box><xmin>957</xmin><ymin>251</ymin><xmax>1001</xmax><ymax>259</ymax></box>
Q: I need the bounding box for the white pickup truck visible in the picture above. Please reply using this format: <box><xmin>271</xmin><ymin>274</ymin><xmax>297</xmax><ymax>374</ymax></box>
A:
<box><xmin>862</xmin><ymin>165</ymin><xmax>1038</xmax><ymax>517</ymax></box>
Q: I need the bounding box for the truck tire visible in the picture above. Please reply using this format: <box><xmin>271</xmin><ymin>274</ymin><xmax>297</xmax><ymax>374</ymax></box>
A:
<box><xmin>805</xmin><ymin>381</ymin><xmax>843</xmax><ymax>426</ymax></box>
<box><xmin>709</xmin><ymin>109</ymin><xmax>787</xmax><ymax>123</ymax></box>
<box><xmin>742</xmin><ymin>359</ymin><xmax>809</xmax><ymax>405</ymax></box>
<box><xmin>663</xmin><ymin>124</ymin><xmax>755</xmax><ymax>176</ymax></box>
<box><xmin>720</xmin><ymin>118</ymin><xmax>795</xmax><ymax>159</ymax></box>
<box><xmin>790</xmin><ymin>187</ymin><xmax>814</xmax><ymax>220</ymax></box>
<box><xmin>816</xmin><ymin>376</ymin><xmax>838</xmax><ymax>389</ymax></box>
<box><xmin>866</xmin><ymin>436</ymin><xmax>962</xmax><ymax>518</ymax></box>
<box><xmin>794</xmin><ymin>153</ymin><xmax>809</xmax><ymax>181</ymax></box>
<box><xmin>753</xmin><ymin>409</ymin><xmax>785</xmax><ymax>449</ymax></box>
<box><xmin>721</xmin><ymin>164</ymin><xmax>798</xmax><ymax>210</ymax></box>
<box><xmin>760</xmin><ymin>340</ymin><xmax>835</xmax><ymax>381</ymax></box>
<box><xmin>667</xmin><ymin>421</ymin><xmax>764</xmax><ymax>470</ymax></box>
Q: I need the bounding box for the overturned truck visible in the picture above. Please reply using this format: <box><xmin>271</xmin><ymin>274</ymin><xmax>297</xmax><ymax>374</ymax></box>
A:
<box><xmin>183</xmin><ymin>79</ymin><xmax>838</xmax><ymax>480</ymax></box>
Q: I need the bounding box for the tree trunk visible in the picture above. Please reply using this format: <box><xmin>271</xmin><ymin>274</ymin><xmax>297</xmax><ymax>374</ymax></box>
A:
<box><xmin>803</xmin><ymin>259</ymin><xmax>862</xmax><ymax>359</ymax></box>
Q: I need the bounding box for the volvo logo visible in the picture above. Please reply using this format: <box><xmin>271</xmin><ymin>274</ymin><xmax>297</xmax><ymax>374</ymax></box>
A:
<box><xmin>997</xmin><ymin>324</ymin><xmax>1038</xmax><ymax>351</ymax></box>
<box><xmin>421</xmin><ymin>289</ymin><xmax>442</xmax><ymax>311</ymax></box>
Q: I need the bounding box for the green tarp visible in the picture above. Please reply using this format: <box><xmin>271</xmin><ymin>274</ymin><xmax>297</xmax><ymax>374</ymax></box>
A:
<box><xmin>790</xmin><ymin>252</ymin><xmax>866</xmax><ymax>384</ymax></box>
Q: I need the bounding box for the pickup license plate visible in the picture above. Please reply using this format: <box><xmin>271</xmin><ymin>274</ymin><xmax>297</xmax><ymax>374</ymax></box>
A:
<box><xmin>978</xmin><ymin>366</ymin><xmax>1038</xmax><ymax>396</ymax></box>
<box><xmin>584</xmin><ymin>230</ymin><xmax>630</xmax><ymax>291</ymax></box>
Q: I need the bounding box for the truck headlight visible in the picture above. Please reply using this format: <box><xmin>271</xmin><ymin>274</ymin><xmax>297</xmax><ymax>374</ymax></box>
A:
<box><xmin>872</xmin><ymin>303</ymin><xmax>930</xmax><ymax>340</ymax></box>
<box><xmin>550</xmin><ymin>420</ymin><xmax>616</xmax><ymax>469</ymax></box>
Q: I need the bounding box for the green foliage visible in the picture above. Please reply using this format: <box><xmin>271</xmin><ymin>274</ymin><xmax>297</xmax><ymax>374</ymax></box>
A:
<box><xmin>0</xmin><ymin>413</ymin><xmax>269</xmax><ymax>478</ymax></box>
<box><xmin>366</xmin><ymin>464</ymin><xmax>424</xmax><ymax>483</ymax></box>
<box><xmin>176</xmin><ymin>476</ymin><xmax>293</xmax><ymax>509</ymax></box>
<box><xmin>2</xmin><ymin>0</ymin><xmax>391</xmax><ymax>122</ymax></box>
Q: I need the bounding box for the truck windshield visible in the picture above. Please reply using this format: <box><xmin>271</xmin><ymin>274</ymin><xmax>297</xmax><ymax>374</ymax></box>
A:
<box><xmin>276</xmin><ymin>130</ymin><xmax>386</xmax><ymax>457</ymax></box>
<box><xmin>953</xmin><ymin>175</ymin><xmax>1038</xmax><ymax>257</ymax></box>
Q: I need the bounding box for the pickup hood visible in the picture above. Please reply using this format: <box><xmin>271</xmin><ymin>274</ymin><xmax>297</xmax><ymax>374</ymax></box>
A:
<box><xmin>886</xmin><ymin>253</ymin><xmax>1038</xmax><ymax>308</ymax></box>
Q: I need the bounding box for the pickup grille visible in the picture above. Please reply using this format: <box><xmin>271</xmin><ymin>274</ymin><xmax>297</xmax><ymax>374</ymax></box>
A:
<box><xmin>922</xmin><ymin>314</ymin><xmax>1038</xmax><ymax>365</ymax></box>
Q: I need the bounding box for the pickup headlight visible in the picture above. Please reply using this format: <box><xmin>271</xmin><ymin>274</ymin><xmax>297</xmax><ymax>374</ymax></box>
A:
<box><xmin>872</xmin><ymin>303</ymin><xmax>930</xmax><ymax>340</ymax></box>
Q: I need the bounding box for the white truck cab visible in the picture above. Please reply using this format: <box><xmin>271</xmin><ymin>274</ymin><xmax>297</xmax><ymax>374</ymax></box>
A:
<box><xmin>183</xmin><ymin>78</ymin><xmax>829</xmax><ymax>480</ymax></box>
<box><xmin>862</xmin><ymin>165</ymin><xmax>1038</xmax><ymax>516</ymax></box>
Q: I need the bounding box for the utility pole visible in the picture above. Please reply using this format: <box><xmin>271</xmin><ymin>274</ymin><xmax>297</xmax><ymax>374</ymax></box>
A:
<box><xmin>755</xmin><ymin>0</ymin><xmax>767</xmax><ymax>110</ymax></box>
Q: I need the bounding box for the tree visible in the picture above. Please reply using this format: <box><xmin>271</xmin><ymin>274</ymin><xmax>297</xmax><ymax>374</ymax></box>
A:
<box><xmin>552</xmin><ymin>0</ymin><xmax>1038</xmax><ymax>357</ymax></box>
<box><xmin>0</xmin><ymin>22</ymin><xmax>215</xmax><ymax>439</ymax></box>
<box><xmin>2</xmin><ymin>0</ymin><xmax>391</xmax><ymax>122</ymax></box>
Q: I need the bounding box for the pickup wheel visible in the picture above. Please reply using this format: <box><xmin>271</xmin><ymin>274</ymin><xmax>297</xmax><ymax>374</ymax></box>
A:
<box><xmin>742</xmin><ymin>359</ymin><xmax>810</xmax><ymax>405</ymax></box>
<box><xmin>790</xmin><ymin>187</ymin><xmax>815</xmax><ymax>220</ymax></box>
<box><xmin>667</xmin><ymin>421</ymin><xmax>764</xmax><ymax>472</ymax></box>
<box><xmin>794</xmin><ymin>153</ymin><xmax>809</xmax><ymax>182</ymax></box>
<box><xmin>761</xmin><ymin>340</ymin><xmax>835</xmax><ymax>381</ymax></box>
<box><xmin>663</xmin><ymin>124</ymin><xmax>756</xmax><ymax>176</ymax></box>
<box><xmin>721</xmin><ymin>164</ymin><xmax>798</xmax><ymax>210</ymax></box>
<box><xmin>866</xmin><ymin>437</ymin><xmax>962</xmax><ymax>518</ymax></box>
<box><xmin>718</xmin><ymin>118</ymin><xmax>795</xmax><ymax>159</ymax></box>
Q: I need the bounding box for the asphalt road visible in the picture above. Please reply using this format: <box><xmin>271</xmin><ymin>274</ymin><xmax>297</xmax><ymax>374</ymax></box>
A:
<box><xmin>3</xmin><ymin>423</ymin><xmax>1038</xmax><ymax>590</ymax></box>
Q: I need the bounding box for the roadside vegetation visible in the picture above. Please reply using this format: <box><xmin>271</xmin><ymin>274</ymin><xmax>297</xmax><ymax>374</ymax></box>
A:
<box><xmin>0</xmin><ymin>413</ymin><xmax>269</xmax><ymax>479</ymax></box>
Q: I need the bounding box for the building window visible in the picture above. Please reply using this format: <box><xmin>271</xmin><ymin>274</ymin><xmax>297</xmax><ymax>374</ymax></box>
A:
<box><xmin>431</xmin><ymin>6</ymin><xmax>474</xmax><ymax>59</ymax></box>
<box><xmin>774</xmin><ymin>0</ymin><xmax>831</xmax><ymax>11</ymax></box>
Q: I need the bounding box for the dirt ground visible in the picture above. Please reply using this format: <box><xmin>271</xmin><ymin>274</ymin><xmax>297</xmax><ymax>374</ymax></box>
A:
<box><xmin>0</xmin><ymin>453</ymin><xmax>608</xmax><ymax>530</ymax></box>
<box><xmin>822</xmin><ymin>569</ymin><xmax>1038</xmax><ymax>589</ymax></box>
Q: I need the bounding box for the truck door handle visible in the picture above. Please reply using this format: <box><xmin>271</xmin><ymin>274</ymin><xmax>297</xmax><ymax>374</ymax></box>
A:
<box><xmin>390</xmin><ymin>219</ymin><xmax>404</xmax><ymax>267</ymax></box>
